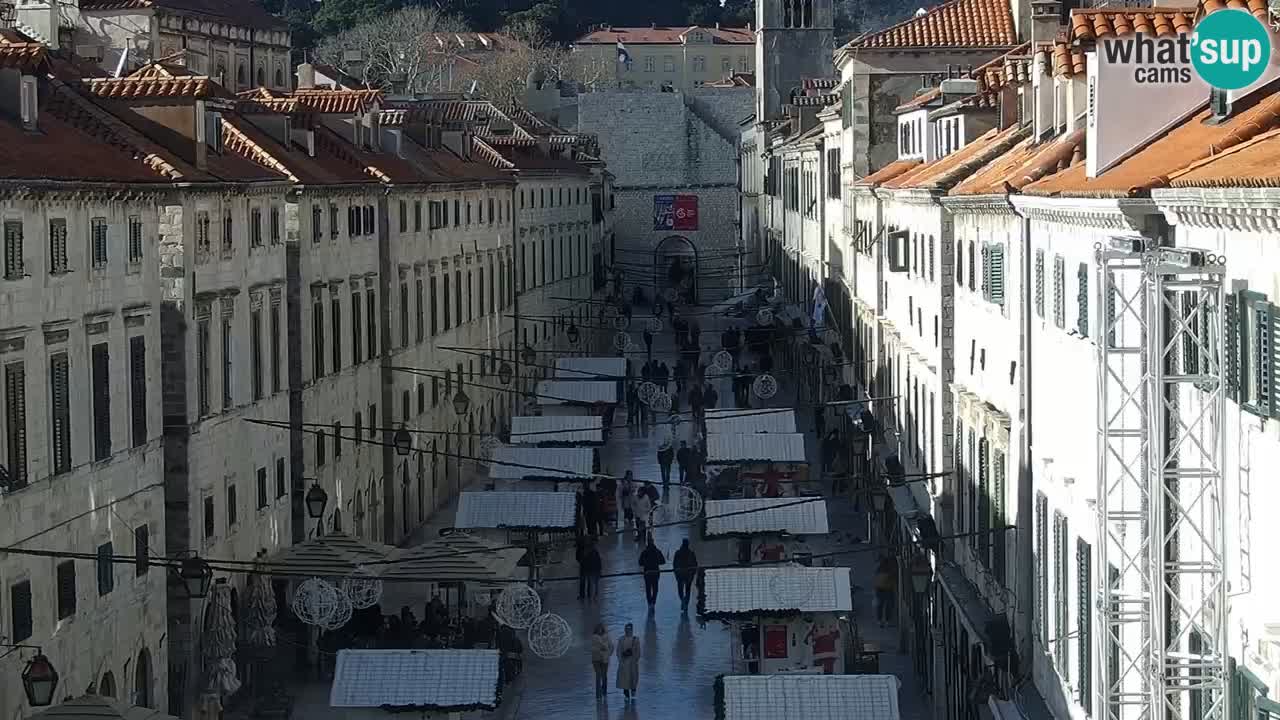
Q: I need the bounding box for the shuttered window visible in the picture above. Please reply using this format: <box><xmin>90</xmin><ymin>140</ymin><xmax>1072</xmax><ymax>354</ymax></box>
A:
<box><xmin>91</xmin><ymin>342</ymin><xmax>111</xmax><ymax>461</ymax></box>
<box><xmin>56</xmin><ymin>560</ymin><xmax>76</xmax><ymax>619</ymax></box>
<box><xmin>129</xmin><ymin>336</ymin><xmax>146</xmax><ymax>448</ymax></box>
<box><xmin>366</xmin><ymin>287</ymin><xmax>377</xmax><ymax>356</ymax></box>
<box><xmin>312</xmin><ymin>206</ymin><xmax>323</xmax><ymax>243</ymax></box>
<box><xmin>1077</xmin><ymin>263</ymin><xmax>1090</xmax><ymax>337</ymax></box>
<box><xmin>221</xmin><ymin>313</ymin><xmax>233</xmax><ymax>409</ymax></box>
<box><xmin>992</xmin><ymin>448</ymin><xmax>1007</xmax><ymax>585</ymax></box>
<box><xmin>1053</xmin><ymin>255</ymin><xmax>1066</xmax><ymax>329</ymax></box>
<box><xmin>479</xmin><ymin>267</ymin><xmax>486</xmax><ymax>318</ymax></box>
<box><xmin>1238</xmin><ymin>291</ymin><xmax>1277</xmax><ymax>418</ymax></box>
<box><xmin>10</xmin><ymin>581</ymin><xmax>31</xmax><ymax>642</ymax></box>
<box><xmin>203</xmin><ymin>495</ymin><xmax>214</xmax><ymax>538</ymax></box>
<box><xmin>275</xmin><ymin>457</ymin><xmax>286</xmax><ymax>498</ymax></box>
<box><xmin>197</xmin><ymin>318</ymin><xmax>210</xmax><ymax>415</ymax></box>
<box><xmin>1034</xmin><ymin>249</ymin><xmax>1045</xmax><ymax>318</ymax></box>
<box><xmin>414</xmin><ymin>200</ymin><xmax>422</xmax><ymax>232</ymax></box>
<box><xmin>1078</xmin><ymin>538</ymin><xmax>1093</xmax><ymax>714</ymax></box>
<box><xmin>227</xmin><ymin>483</ymin><xmax>237</xmax><ymax>527</ymax></box>
<box><xmin>363</xmin><ymin>205</ymin><xmax>374</xmax><ymax>233</ymax></box>
<box><xmin>329</xmin><ymin>296</ymin><xmax>341</xmax><ymax>371</ymax></box>
<box><xmin>257</xmin><ymin>467</ymin><xmax>268</xmax><ymax>509</ymax></box>
<box><xmin>134</xmin><ymin>524</ymin><xmax>149</xmax><ymax>577</ymax></box>
<box><xmin>221</xmin><ymin>209</ymin><xmax>233</xmax><ymax>255</ymax></box>
<box><xmin>3</xmin><ymin>362</ymin><xmax>25</xmax><ymax>488</ymax></box>
<box><xmin>967</xmin><ymin>429</ymin><xmax>977</xmax><ymax>551</ymax></box>
<box><xmin>454</xmin><ymin>270</ymin><xmax>462</xmax><ymax>327</ymax></box>
<box><xmin>928</xmin><ymin>236</ymin><xmax>935</xmax><ymax>282</ymax></box>
<box><xmin>97</xmin><ymin>542</ymin><xmax>114</xmax><ymax>596</ymax></box>
<box><xmin>954</xmin><ymin>422</ymin><xmax>966</xmax><ymax>535</ymax></box>
<box><xmin>270</xmin><ymin>300</ymin><xmax>282</xmax><ymax>393</ymax></box>
<box><xmin>312</xmin><ymin>291</ymin><xmax>325</xmax><ymax>378</ymax></box>
<box><xmin>431</xmin><ymin>275</ymin><xmax>441</xmax><ymax>335</ymax></box>
<box><xmin>1053</xmin><ymin>511</ymin><xmax>1071</xmax><ymax>679</ymax></box>
<box><xmin>987</xmin><ymin>243</ymin><xmax>1005</xmax><ymax>306</ymax></box>
<box><xmin>968</xmin><ymin>240</ymin><xmax>976</xmax><ymax>291</ymax></box>
<box><xmin>48</xmin><ymin>218</ymin><xmax>68</xmax><ymax>274</ymax></box>
<box><xmin>1225</xmin><ymin>291</ymin><xmax>1240</xmax><ymax>400</ymax></box>
<box><xmin>980</xmin><ymin>243</ymin><xmax>989</xmax><ymax>298</ymax></box>
<box><xmin>333</xmin><ymin>422</ymin><xmax>342</xmax><ymax>458</ymax></box>
<box><xmin>400</xmin><ymin>282</ymin><xmax>409</xmax><ymax>347</ymax></box>
<box><xmin>91</xmin><ymin>218</ymin><xmax>109</xmax><ymax>267</ymax></box>
<box><xmin>270</xmin><ymin>206</ymin><xmax>281</xmax><ymax>245</ymax></box>
<box><xmin>249</xmin><ymin>208</ymin><xmax>263</xmax><ymax>248</ymax></box>
<box><xmin>1035</xmin><ymin>492</ymin><xmax>1049</xmax><ymax>644</ymax></box>
<box><xmin>316</xmin><ymin>425</ymin><xmax>326</xmax><ymax>467</ymax></box>
<box><xmin>399</xmin><ymin>199</ymin><xmax>407</xmax><ymax>233</ymax></box>
<box><xmin>50</xmin><ymin>352</ymin><xmax>71</xmax><ymax>474</ymax></box>
<box><xmin>4</xmin><ymin>220</ymin><xmax>23</xmax><ymax>279</ymax></box>
<box><xmin>415</xmin><ymin>277</ymin><xmax>424</xmax><ymax>343</ymax></box>
<box><xmin>250</xmin><ymin>309</ymin><xmax>262</xmax><ymax>401</ymax></box>
<box><xmin>977</xmin><ymin>437</ymin><xmax>990</xmax><ymax>568</ymax></box>
<box><xmin>128</xmin><ymin>215</ymin><xmax>143</xmax><ymax>263</ymax></box>
<box><xmin>956</xmin><ymin>239</ymin><xmax>965</xmax><ymax>288</ymax></box>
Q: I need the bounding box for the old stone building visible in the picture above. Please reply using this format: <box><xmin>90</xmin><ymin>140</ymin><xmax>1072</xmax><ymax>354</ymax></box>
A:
<box><xmin>573</xmin><ymin>25</ymin><xmax>755</xmax><ymax>91</ymax></box>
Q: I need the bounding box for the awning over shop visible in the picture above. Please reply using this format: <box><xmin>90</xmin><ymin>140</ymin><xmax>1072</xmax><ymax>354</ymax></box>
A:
<box><xmin>380</xmin><ymin>533</ymin><xmax>525</xmax><ymax>585</ymax></box>
<box><xmin>509</xmin><ymin>415</ymin><xmax>604</xmax><ymax>445</ymax></box>
<box><xmin>705</xmin><ymin>408</ymin><xmax>797</xmax><ymax>434</ymax></box>
<box><xmin>706</xmin><ymin>433</ymin><xmax>808</xmax><ymax>465</ymax></box>
<box><xmin>536</xmin><ymin>380</ymin><xmax>618</xmax><ymax>405</ymax></box>
<box><xmin>700</xmin><ymin>566</ymin><xmax>852</xmax><ymax>617</ymax></box>
<box><xmin>555</xmin><ymin>357</ymin><xmax>626</xmax><ymax>380</ymax></box>
<box><xmin>454</xmin><ymin>491</ymin><xmax>577</xmax><ymax>529</ymax></box>
<box><xmin>718</xmin><ymin>674</ymin><xmax>901</xmax><ymax>720</ymax></box>
<box><xmin>703</xmin><ymin>497</ymin><xmax>829</xmax><ymax>536</ymax></box>
<box><xmin>329</xmin><ymin>649</ymin><xmax>501</xmax><ymax>711</ymax></box>
<box><xmin>262</xmin><ymin>532</ymin><xmax>396</xmax><ymax>577</ymax></box>
<box><xmin>489</xmin><ymin>446</ymin><xmax>594</xmax><ymax>480</ymax></box>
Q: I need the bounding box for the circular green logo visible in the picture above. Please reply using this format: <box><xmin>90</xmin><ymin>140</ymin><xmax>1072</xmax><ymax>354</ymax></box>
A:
<box><xmin>1191</xmin><ymin>9</ymin><xmax>1273</xmax><ymax>90</ymax></box>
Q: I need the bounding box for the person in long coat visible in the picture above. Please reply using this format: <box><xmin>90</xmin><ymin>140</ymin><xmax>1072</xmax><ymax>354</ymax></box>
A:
<box><xmin>615</xmin><ymin>623</ymin><xmax>641</xmax><ymax>700</ymax></box>
<box><xmin>591</xmin><ymin>623</ymin><xmax>613</xmax><ymax>698</ymax></box>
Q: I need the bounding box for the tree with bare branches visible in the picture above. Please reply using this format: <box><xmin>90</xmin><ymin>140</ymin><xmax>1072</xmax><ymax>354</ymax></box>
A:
<box><xmin>313</xmin><ymin>6</ymin><xmax>468</xmax><ymax>92</ymax></box>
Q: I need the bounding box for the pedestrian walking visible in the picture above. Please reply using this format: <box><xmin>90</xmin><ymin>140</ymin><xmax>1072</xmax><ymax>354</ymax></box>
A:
<box><xmin>814</xmin><ymin>405</ymin><xmax>827</xmax><ymax>439</ymax></box>
<box><xmin>704</xmin><ymin>382</ymin><xmax>719</xmax><ymax>411</ymax></box>
<box><xmin>656</xmin><ymin>362</ymin><xmax>670</xmax><ymax>393</ymax></box>
<box><xmin>591</xmin><ymin>624</ymin><xmax>613</xmax><ymax>698</ymax></box>
<box><xmin>676</xmin><ymin>441</ymin><xmax>691</xmax><ymax>484</ymax></box>
<box><xmin>620</xmin><ymin>471</ymin><xmax>635</xmax><ymax>529</ymax></box>
<box><xmin>581</xmin><ymin>539</ymin><xmax>603</xmax><ymax>600</ymax></box>
<box><xmin>583</xmin><ymin>481</ymin><xmax>600</xmax><ymax>537</ymax></box>
<box><xmin>633</xmin><ymin>486</ymin><xmax>654</xmax><ymax>542</ymax></box>
<box><xmin>639</xmin><ymin>541</ymin><xmax>666</xmax><ymax>606</ymax></box>
<box><xmin>674</xmin><ymin>359</ymin><xmax>688</xmax><ymax>395</ymax></box>
<box><xmin>673</xmin><ymin>538</ymin><xmax>698</xmax><ymax>610</ymax></box>
<box><xmin>643</xmin><ymin>328</ymin><xmax>654</xmax><ymax>358</ymax></box>
<box><xmin>657</xmin><ymin>444</ymin><xmax>674</xmax><ymax>487</ymax></box>
<box><xmin>616</xmin><ymin>624</ymin><xmax>641</xmax><ymax>700</ymax></box>
<box><xmin>821</xmin><ymin>430</ymin><xmax>840</xmax><ymax>475</ymax></box>
<box><xmin>626</xmin><ymin>383</ymin><xmax>640</xmax><ymax>426</ymax></box>
<box><xmin>873</xmin><ymin>555</ymin><xmax>897</xmax><ymax>627</ymax></box>
<box><xmin>576</xmin><ymin>536</ymin><xmax>590</xmax><ymax>599</ymax></box>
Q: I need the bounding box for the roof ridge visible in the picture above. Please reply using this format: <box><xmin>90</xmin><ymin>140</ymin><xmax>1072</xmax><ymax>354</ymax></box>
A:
<box><xmin>929</xmin><ymin>125</ymin><xmax>1030</xmax><ymax>188</ymax></box>
<box><xmin>314</xmin><ymin>125</ymin><xmax>391</xmax><ymax>183</ymax></box>
<box><xmin>45</xmin><ymin>77</ymin><xmax>186</xmax><ymax>180</ymax></box>
<box><xmin>1167</xmin><ymin>124</ymin><xmax>1280</xmax><ymax>182</ymax></box>
<box><xmin>220</xmin><ymin>118</ymin><xmax>298</xmax><ymax>182</ymax></box>
<box><xmin>844</xmin><ymin>0</ymin><xmax>1017</xmax><ymax>50</ymax></box>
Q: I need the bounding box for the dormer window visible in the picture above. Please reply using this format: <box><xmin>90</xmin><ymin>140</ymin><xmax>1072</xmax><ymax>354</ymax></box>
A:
<box><xmin>19</xmin><ymin>75</ymin><xmax>36</xmax><ymax>129</ymax></box>
<box><xmin>204</xmin><ymin>111</ymin><xmax>223</xmax><ymax>154</ymax></box>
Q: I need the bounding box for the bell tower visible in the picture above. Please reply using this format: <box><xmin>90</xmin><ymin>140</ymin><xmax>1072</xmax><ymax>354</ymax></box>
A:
<box><xmin>755</xmin><ymin>0</ymin><xmax>835</xmax><ymax>122</ymax></box>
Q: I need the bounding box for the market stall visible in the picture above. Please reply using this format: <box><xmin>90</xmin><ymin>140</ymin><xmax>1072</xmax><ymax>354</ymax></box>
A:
<box><xmin>715</xmin><ymin>673</ymin><xmax>902</xmax><ymax>720</ymax></box>
<box><xmin>509</xmin><ymin>415</ymin><xmax>605</xmax><ymax>446</ymax></box>
<box><xmin>703</xmin><ymin>497</ymin><xmax>830</xmax><ymax>565</ymax></box>
<box><xmin>535</xmin><ymin>380</ymin><xmax>618</xmax><ymax>418</ymax></box>
<box><xmin>488</xmin><ymin>446</ymin><xmax>595</xmax><ymax>483</ymax></box>
<box><xmin>699</xmin><ymin>566</ymin><xmax>854</xmax><ymax>675</ymax></box>
<box><xmin>555</xmin><ymin>357</ymin><xmax>627</xmax><ymax>380</ymax></box>
<box><xmin>378</xmin><ymin>533</ymin><xmax>527</xmax><ymax>622</ymax></box>
<box><xmin>705</xmin><ymin>433</ymin><xmax>810</xmax><ymax>498</ymax></box>
<box><xmin>453</xmin><ymin>491</ymin><xmax>578</xmax><ymax>584</ymax></box>
<box><xmin>705</xmin><ymin>408</ymin><xmax>797</xmax><ymax>435</ymax></box>
<box><xmin>329</xmin><ymin>649</ymin><xmax>503</xmax><ymax>716</ymax></box>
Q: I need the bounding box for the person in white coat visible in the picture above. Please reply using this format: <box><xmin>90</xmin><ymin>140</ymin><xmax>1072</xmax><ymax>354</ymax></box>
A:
<box><xmin>590</xmin><ymin>623</ymin><xmax>613</xmax><ymax>698</ymax></box>
<box><xmin>615</xmin><ymin>623</ymin><xmax>641</xmax><ymax>701</ymax></box>
<box><xmin>632</xmin><ymin>488</ymin><xmax>654</xmax><ymax>543</ymax></box>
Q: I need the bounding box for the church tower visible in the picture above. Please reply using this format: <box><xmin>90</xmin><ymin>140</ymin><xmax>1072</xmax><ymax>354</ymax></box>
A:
<box><xmin>755</xmin><ymin>0</ymin><xmax>835</xmax><ymax>122</ymax></box>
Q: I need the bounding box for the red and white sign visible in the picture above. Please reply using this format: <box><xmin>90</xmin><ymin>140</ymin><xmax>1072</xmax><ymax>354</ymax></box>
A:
<box><xmin>672</xmin><ymin>195</ymin><xmax>698</xmax><ymax>231</ymax></box>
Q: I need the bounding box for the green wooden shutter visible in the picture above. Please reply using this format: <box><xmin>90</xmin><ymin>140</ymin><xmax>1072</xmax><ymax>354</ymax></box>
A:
<box><xmin>980</xmin><ymin>244</ymin><xmax>990</xmax><ymax>300</ymax></box>
<box><xmin>1224</xmin><ymin>292</ymin><xmax>1240</xmax><ymax>401</ymax></box>
<box><xmin>1077</xmin><ymin>263</ymin><xmax>1090</xmax><ymax>337</ymax></box>
<box><xmin>1270</xmin><ymin>304</ymin><xmax>1280</xmax><ymax>418</ymax></box>
<box><xmin>989</xmin><ymin>243</ymin><xmax>1005</xmax><ymax>307</ymax></box>
<box><xmin>1078</xmin><ymin>539</ymin><xmax>1093</xmax><ymax>715</ymax></box>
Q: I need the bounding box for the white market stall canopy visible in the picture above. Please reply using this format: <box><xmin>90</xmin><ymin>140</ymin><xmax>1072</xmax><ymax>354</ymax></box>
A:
<box><xmin>536</xmin><ymin>380</ymin><xmax>618</xmax><ymax>405</ymax></box>
<box><xmin>555</xmin><ymin>357</ymin><xmax>627</xmax><ymax>379</ymax></box>
<box><xmin>704</xmin><ymin>497</ymin><xmax>830</xmax><ymax>536</ymax></box>
<box><xmin>510</xmin><ymin>415</ymin><xmax>604</xmax><ymax>445</ymax></box>
<box><xmin>329</xmin><ymin>649</ymin><xmax>501</xmax><ymax>711</ymax></box>
<box><xmin>718</xmin><ymin>674</ymin><xmax>901</xmax><ymax>720</ymax></box>
<box><xmin>705</xmin><ymin>408</ymin><xmax>797</xmax><ymax>435</ymax></box>
<box><xmin>454</xmin><ymin>491</ymin><xmax>577</xmax><ymax>529</ymax></box>
<box><xmin>702</xmin><ymin>566</ymin><xmax>852</xmax><ymax>615</ymax></box>
<box><xmin>380</xmin><ymin>533</ymin><xmax>526</xmax><ymax>584</ymax></box>
<box><xmin>489</xmin><ymin>446</ymin><xmax>594</xmax><ymax>480</ymax></box>
<box><xmin>262</xmin><ymin>531</ymin><xmax>396</xmax><ymax>577</ymax></box>
<box><xmin>706</xmin><ymin>433</ymin><xmax>808</xmax><ymax>465</ymax></box>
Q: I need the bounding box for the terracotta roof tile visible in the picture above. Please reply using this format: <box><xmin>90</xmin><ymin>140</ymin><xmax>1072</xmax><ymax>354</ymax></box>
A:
<box><xmin>380</xmin><ymin>100</ymin><xmax>497</xmax><ymax>126</ymax></box>
<box><xmin>1068</xmin><ymin>8</ymin><xmax>1194</xmax><ymax>42</ymax></box>
<box><xmin>575</xmin><ymin>26</ymin><xmax>753</xmax><ymax>45</ymax></box>
<box><xmin>854</xmin><ymin>159</ymin><xmax>923</xmax><ymax>187</ymax></box>
<box><xmin>472</xmin><ymin>137</ymin><xmax>516</xmax><ymax>170</ymax></box>
<box><xmin>1200</xmin><ymin>0</ymin><xmax>1271</xmax><ymax>22</ymax></box>
<box><xmin>83</xmin><ymin>74</ymin><xmax>229</xmax><ymax>100</ymax></box>
<box><xmin>883</xmin><ymin>124</ymin><xmax>1028</xmax><ymax>190</ymax></box>
<box><xmin>1025</xmin><ymin>89</ymin><xmax>1280</xmax><ymax>197</ymax></box>
<box><xmin>236</xmin><ymin>88</ymin><xmax>382</xmax><ymax>115</ymax></box>
<box><xmin>972</xmin><ymin>41</ymin><xmax>1033</xmax><ymax>92</ymax></box>
<box><xmin>844</xmin><ymin>0</ymin><xmax>1017</xmax><ymax>50</ymax></box>
<box><xmin>1166</xmin><ymin>127</ymin><xmax>1280</xmax><ymax>187</ymax></box>
<box><xmin>78</xmin><ymin>0</ymin><xmax>289</xmax><ymax>31</ymax></box>
<box><xmin>792</xmin><ymin>93</ymin><xmax>840</xmax><ymax>107</ymax></box>
<box><xmin>896</xmin><ymin>88</ymin><xmax>942</xmax><ymax>113</ymax></box>
<box><xmin>803</xmin><ymin>78</ymin><xmax>840</xmax><ymax>90</ymax></box>
<box><xmin>951</xmin><ymin>130</ymin><xmax>1085</xmax><ymax>195</ymax></box>
<box><xmin>0</xmin><ymin>30</ymin><xmax>47</xmax><ymax>71</ymax></box>
<box><xmin>1050</xmin><ymin>40</ymin><xmax>1086</xmax><ymax>78</ymax></box>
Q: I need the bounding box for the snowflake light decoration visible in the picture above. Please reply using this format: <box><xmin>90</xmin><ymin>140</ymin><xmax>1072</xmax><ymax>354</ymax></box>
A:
<box><xmin>753</xmin><ymin>373</ymin><xmax>778</xmax><ymax>400</ymax></box>
<box><xmin>494</xmin><ymin>584</ymin><xmax>543</xmax><ymax>630</ymax></box>
<box><xmin>613</xmin><ymin>331</ymin><xmax>630</xmax><ymax>351</ymax></box>
<box><xmin>290</xmin><ymin>578</ymin><xmax>342</xmax><ymax>627</ymax></box>
<box><xmin>638</xmin><ymin>382</ymin><xmax>658</xmax><ymax>405</ymax></box>
<box><xmin>341</xmin><ymin>567</ymin><xmax>383</xmax><ymax>610</ymax></box>
<box><xmin>769</xmin><ymin>565</ymin><xmax>816</xmax><ymax>607</ymax></box>
<box><xmin>613</xmin><ymin>314</ymin><xmax>631</xmax><ymax>331</ymax></box>
<box><xmin>650</xmin><ymin>485</ymin><xmax>704</xmax><ymax>525</ymax></box>
<box><xmin>756</xmin><ymin>307</ymin><xmax>774</xmax><ymax>325</ymax></box>
<box><xmin>528</xmin><ymin>613</ymin><xmax>573</xmax><ymax>659</ymax></box>
<box><xmin>320</xmin><ymin>588</ymin><xmax>354</xmax><ymax>630</ymax></box>
<box><xmin>663</xmin><ymin>287</ymin><xmax>678</xmax><ymax>303</ymax></box>
<box><xmin>647</xmin><ymin>317</ymin><xmax>663</xmax><ymax>333</ymax></box>
<box><xmin>650</xmin><ymin>391</ymin><xmax>672</xmax><ymax>413</ymax></box>
<box><xmin>712</xmin><ymin>350</ymin><xmax>733</xmax><ymax>373</ymax></box>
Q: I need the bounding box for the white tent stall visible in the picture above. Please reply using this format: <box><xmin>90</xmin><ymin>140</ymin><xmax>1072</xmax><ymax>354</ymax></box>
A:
<box><xmin>555</xmin><ymin>357</ymin><xmax>626</xmax><ymax>380</ymax></box>
<box><xmin>509</xmin><ymin>415</ymin><xmax>604</xmax><ymax>446</ymax></box>
<box><xmin>535</xmin><ymin>380</ymin><xmax>618</xmax><ymax>417</ymax></box>
<box><xmin>330</xmin><ymin>649</ymin><xmax>502</xmax><ymax>714</ymax></box>
<box><xmin>488</xmin><ymin>446</ymin><xmax>594</xmax><ymax>482</ymax></box>
<box><xmin>717</xmin><ymin>674</ymin><xmax>901</xmax><ymax>720</ymax></box>
<box><xmin>706</xmin><ymin>408</ymin><xmax>798</xmax><ymax>435</ymax></box>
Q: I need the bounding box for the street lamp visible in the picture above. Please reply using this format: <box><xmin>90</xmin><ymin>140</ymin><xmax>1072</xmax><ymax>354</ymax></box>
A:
<box><xmin>392</xmin><ymin>425</ymin><xmax>412</xmax><ymax>456</ymax></box>
<box><xmin>910</xmin><ymin>555</ymin><xmax>934</xmax><ymax>594</ymax></box>
<box><xmin>497</xmin><ymin>361</ymin><xmax>513</xmax><ymax>386</ymax></box>
<box><xmin>21</xmin><ymin>654</ymin><xmax>57</xmax><ymax>707</ymax></box>
<box><xmin>566</xmin><ymin>323</ymin><xmax>580</xmax><ymax>346</ymax></box>
<box><xmin>870</xmin><ymin>486</ymin><xmax>888</xmax><ymax>512</ymax></box>
<box><xmin>305</xmin><ymin>482</ymin><xmax>328</xmax><ymax>520</ymax></box>
<box><xmin>452</xmin><ymin>388</ymin><xmax>472</xmax><ymax>417</ymax></box>
<box><xmin>177</xmin><ymin>555</ymin><xmax>213</xmax><ymax>600</ymax></box>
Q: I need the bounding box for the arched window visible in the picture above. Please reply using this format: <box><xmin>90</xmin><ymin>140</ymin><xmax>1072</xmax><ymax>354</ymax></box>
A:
<box><xmin>274</xmin><ymin>68</ymin><xmax>284</xmax><ymax>88</ymax></box>
<box><xmin>330</xmin><ymin>508</ymin><xmax>342</xmax><ymax>533</ymax></box>
<box><xmin>99</xmin><ymin>671</ymin><xmax>117</xmax><ymax>698</ymax></box>
<box><xmin>236</xmin><ymin>64</ymin><xmax>247</xmax><ymax>88</ymax></box>
<box><xmin>256</xmin><ymin>66</ymin><xmax>265</xmax><ymax>86</ymax></box>
<box><xmin>133</xmin><ymin>649</ymin><xmax>152</xmax><ymax>708</ymax></box>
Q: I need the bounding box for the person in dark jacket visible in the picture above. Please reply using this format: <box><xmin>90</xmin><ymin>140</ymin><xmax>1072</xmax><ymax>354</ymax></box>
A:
<box><xmin>657</xmin><ymin>443</ymin><xmax>674</xmax><ymax>487</ymax></box>
<box><xmin>672</xmin><ymin>539</ymin><xmax>699</xmax><ymax>609</ymax></box>
<box><xmin>639</xmin><ymin>541</ymin><xmax>666</xmax><ymax>606</ymax></box>
<box><xmin>580</xmin><ymin>539</ymin><xmax>603</xmax><ymax>600</ymax></box>
<box><xmin>626</xmin><ymin>383</ymin><xmax>640</xmax><ymax>427</ymax></box>
<box><xmin>675</xmin><ymin>441</ymin><xmax>692</xmax><ymax>484</ymax></box>
<box><xmin>704</xmin><ymin>383</ymin><xmax>719</xmax><ymax>410</ymax></box>
<box><xmin>814</xmin><ymin>406</ymin><xmax>827</xmax><ymax>440</ymax></box>
<box><xmin>656</xmin><ymin>362</ymin><xmax>669</xmax><ymax>393</ymax></box>
<box><xmin>821</xmin><ymin>430</ymin><xmax>840</xmax><ymax>475</ymax></box>
<box><xmin>689</xmin><ymin>383</ymin><xmax>704</xmax><ymax>418</ymax></box>
<box><xmin>643</xmin><ymin>328</ymin><xmax>654</xmax><ymax>359</ymax></box>
<box><xmin>582</xmin><ymin>481</ymin><xmax>600</xmax><ymax>537</ymax></box>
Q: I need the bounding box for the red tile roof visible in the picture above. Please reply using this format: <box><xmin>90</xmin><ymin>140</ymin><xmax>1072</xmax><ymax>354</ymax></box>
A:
<box><xmin>381</xmin><ymin>100</ymin><xmax>497</xmax><ymax>126</ymax></box>
<box><xmin>896</xmin><ymin>88</ymin><xmax>942</xmax><ymax>113</ymax></box>
<box><xmin>844</xmin><ymin>0</ymin><xmax>1017</xmax><ymax>50</ymax></box>
<box><xmin>1166</xmin><ymin>127</ymin><xmax>1280</xmax><ymax>188</ymax></box>
<box><xmin>883</xmin><ymin>124</ymin><xmax>1027</xmax><ymax>190</ymax></box>
<box><xmin>950</xmin><ymin>130</ymin><xmax>1085</xmax><ymax>195</ymax></box>
<box><xmin>854</xmin><ymin>159</ymin><xmax>923</xmax><ymax>187</ymax></box>
<box><xmin>0</xmin><ymin>30</ymin><xmax>47</xmax><ymax>71</ymax></box>
<box><xmin>78</xmin><ymin>0</ymin><xmax>289</xmax><ymax>31</ymax></box>
<box><xmin>973</xmin><ymin>42</ymin><xmax>1034</xmax><ymax>92</ymax></box>
<box><xmin>803</xmin><ymin>78</ymin><xmax>840</xmax><ymax>90</ymax></box>
<box><xmin>1068</xmin><ymin>8</ymin><xmax>1195</xmax><ymax>41</ymax></box>
<box><xmin>82</xmin><ymin>66</ymin><xmax>230</xmax><ymax>100</ymax></box>
<box><xmin>1025</xmin><ymin>89</ymin><xmax>1280</xmax><ymax>197</ymax></box>
<box><xmin>1049</xmin><ymin>41</ymin><xmax>1086</xmax><ymax>78</ymax></box>
<box><xmin>237</xmin><ymin>88</ymin><xmax>382</xmax><ymax>115</ymax></box>
<box><xmin>1200</xmin><ymin>0</ymin><xmax>1270</xmax><ymax>21</ymax></box>
<box><xmin>575</xmin><ymin>26</ymin><xmax>753</xmax><ymax>45</ymax></box>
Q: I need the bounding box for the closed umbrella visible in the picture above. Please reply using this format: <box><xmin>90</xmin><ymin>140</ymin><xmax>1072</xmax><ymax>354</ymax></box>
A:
<box><xmin>202</xmin><ymin>582</ymin><xmax>241</xmax><ymax>702</ymax></box>
<box><xmin>243</xmin><ymin>556</ymin><xmax>277</xmax><ymax>649</ymax></box>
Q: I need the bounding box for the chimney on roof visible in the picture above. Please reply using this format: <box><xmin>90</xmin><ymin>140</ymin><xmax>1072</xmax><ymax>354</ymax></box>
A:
<box><xmin>715</xmin><ymin>22</ymin><xmax>721</xmax><ymax>29</ymax></box>
<box><xmin>296</xmin><ymin>62</ymin><xmax>315</xmax><ymax>90</ymax></box>
<box><xmin>651</xmin><ymin>22</ymin><xmax>656</xmax><ymax>29</ymax></box>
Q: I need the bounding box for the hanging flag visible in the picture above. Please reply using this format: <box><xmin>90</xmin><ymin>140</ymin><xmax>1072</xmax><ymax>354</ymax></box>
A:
<box><xmin>616</xmin><ymin>40</ymin><xmax>632</xmax><ymax>68</ymax></box>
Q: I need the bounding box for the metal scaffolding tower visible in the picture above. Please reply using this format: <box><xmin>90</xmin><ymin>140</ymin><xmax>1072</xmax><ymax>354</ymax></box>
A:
<box><xmin>1097</xmin><ymin>239</ymin><xmax>1229</xmax><ymax>720</ymax></box>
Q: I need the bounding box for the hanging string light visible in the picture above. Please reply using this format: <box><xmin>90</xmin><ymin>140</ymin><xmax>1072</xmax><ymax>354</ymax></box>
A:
<box><xmin>753</xmin><ymin>374</ymin><xmax>779</xmax><ymax>400</ymax></box>
<box><xmin>712</xmin><ymin>351</ymin><xmax>733</xmax><ymax>373</ymax></box>
<box><xmin>527</xmin><ymin>613</ymin><xmax>572</xmax><ymax>659</ymax></box>
<box><xmin>613</xmin><ymin>331</ymin><xmax>630</xmax><ymax>351</ymax></box>
<box><xmin>319</xmin><ymin>589</ymin><xmax>353</xmax><ymax>631</ymax></box>
<box><xmin>494</xmin><ymin>584</ymin><xmax>542</xmax><ymax>630</ymax></box>
<box><xmin>290</xmin><ymin>578</ymin><xmax>342</xmax><ymax>627</ymax></box>
<box><xmin>342</xmin><ymin>567</ymin><xmax>383</xmax><ymax>610</ymax></box>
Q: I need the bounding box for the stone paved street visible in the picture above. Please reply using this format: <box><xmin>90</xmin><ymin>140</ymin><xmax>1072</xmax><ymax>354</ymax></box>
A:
<box><xmin>283</xmin><ymin>307</ymin><xmax>933</xmax><ymax>720</ymax></box>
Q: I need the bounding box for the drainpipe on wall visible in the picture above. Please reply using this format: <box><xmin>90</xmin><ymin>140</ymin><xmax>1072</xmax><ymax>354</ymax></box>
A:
<box><xmin>1014</xmin><ymin>213</ymin><xmax>1035</xmax><ymax>668</ymax></box>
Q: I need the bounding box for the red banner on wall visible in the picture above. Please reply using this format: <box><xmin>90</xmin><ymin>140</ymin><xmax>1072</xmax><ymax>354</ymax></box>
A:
<box><xmin>672</xmin><ymin>195</ymin><xmax>698</xmax><ymax>230</ymax></box>
<box><xmin>764</xmin><ymin>625</ymin><xmax>789</xmax><ymax>659</ymax></box>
